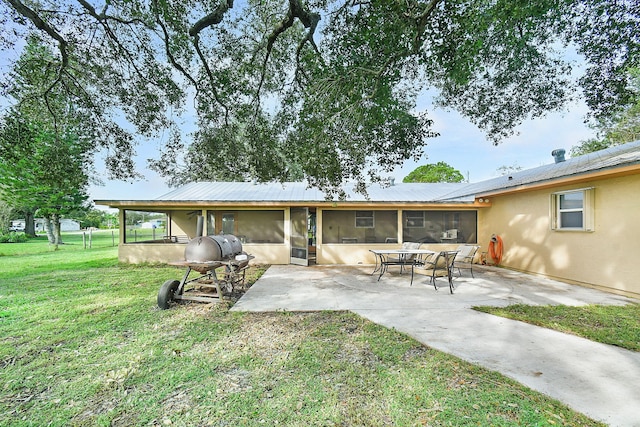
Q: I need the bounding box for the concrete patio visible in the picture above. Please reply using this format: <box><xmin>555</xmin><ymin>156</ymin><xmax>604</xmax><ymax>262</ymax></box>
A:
<box><xmin>232</xmin><ymin>264</ymin><xmax>640</xmax><ymax>427</ymax></box>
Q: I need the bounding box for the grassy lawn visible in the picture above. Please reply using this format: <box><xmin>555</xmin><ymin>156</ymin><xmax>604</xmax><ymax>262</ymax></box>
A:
<box><xmin>0</xmin><ymin>229</ymin><xmax>118</xmax><ymax>257</ymax></box>
<box><xmin>0</xmin><ymin>236</ymin><xmax>605</xmax><ymax>426</ymax></box>
<box><xmin>474</xmin><ymin>304</ymin><xmax>640</xmax><ymax>352</ymax></box>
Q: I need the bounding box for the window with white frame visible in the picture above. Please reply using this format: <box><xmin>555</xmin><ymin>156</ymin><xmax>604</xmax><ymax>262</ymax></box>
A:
<box><xmin>550</xmin><ymin>188</ymin><xmax>595</xmax><ymax>231</ymax></box>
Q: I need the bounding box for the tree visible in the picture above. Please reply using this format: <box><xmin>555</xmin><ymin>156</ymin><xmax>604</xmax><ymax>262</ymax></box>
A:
<box><xmin>1</xmin><ymin>1</ymin><xmax>638</xmax><ymax>196</ymax></box>
<box><xmin>0</xmin><ymin>199</ymin><xmax>15</xmax><ymax>234</ymax></box>
<box><xmin>73</xmin><ymin>206</ymin><xmax>119</xmax><ymax>229</ymax></box>
<box><xmin>0</xmin><ymin>37</ymin><xmax>94</xmax><ymax>245</ymax></box>
<box><xmin>403</xmin><ymin>162</ymin><xmax>465</xmax><ymax>183</ymax></box>
<box><xmin>0</xmin><ymin>113</ymin><xmax>39</xmax><ymax>237</ymax></box>
<box><xmin>571</xmin><ymin>68</ymin><xmax>640</xmax><ymax>156</ymax></box>
<box><xmin>0</xmin><ymin>114</ymin><xmax>92</xmax><ymax>245</ymax></box>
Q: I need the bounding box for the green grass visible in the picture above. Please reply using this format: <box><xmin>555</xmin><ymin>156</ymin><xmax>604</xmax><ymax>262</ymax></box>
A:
<box><xmin>474</xmin><ymin>304</ymin><xmax>640</xmax><ymax>352</ymax></box>
<box><xmin>0</xmin><ymin>229</ymin><xmax>118</xmax><ymax>257</ymax></box>
<box><xmin>0</xmin><ymin>237</ymin><xmax>605</xmax><ymax>426</ymax></box>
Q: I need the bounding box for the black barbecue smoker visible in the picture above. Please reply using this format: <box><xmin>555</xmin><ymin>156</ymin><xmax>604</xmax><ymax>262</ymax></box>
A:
<box><xmin>157</xmin><ymin>216</ymin><xmax>254</xmax><ymax>309</ymax></box>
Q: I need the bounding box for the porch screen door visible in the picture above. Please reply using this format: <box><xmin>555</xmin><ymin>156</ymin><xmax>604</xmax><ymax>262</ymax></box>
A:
<box><xmin>290</xmin><ymin>207</ymin><xmax>308</xmax><ymax>266</ymax></box>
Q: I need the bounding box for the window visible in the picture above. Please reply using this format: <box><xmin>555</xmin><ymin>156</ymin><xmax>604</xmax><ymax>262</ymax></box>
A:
<box><xmin>551</xmin><ymin>188</ymin><xmax>595</xmax><ymax>231</ymax></box>
<box><xmin>559</xmin><ymin>192</ymin><xmax>583</xmax><ymax>228</ymax></box>
<box><xmin>222</xmin><ymin>212</ymin><xmax>236</xmax><ymax>234</ymax></box>
<box><xmin>405</xmin><ymin>211</ymin><xmax>424</xmax><ymax>228</ymax></box>
<box><xmin>123</xmin><ymin>210</ymin><xmax>168</xmax><ymax>243</ymax></box>
<box><xmin>355</xmin><ymin>211</ymin><xmax>374</xmax><ymax>228</ymax></box>
<box><xmin>402</xmin><ymin>210</ymin><xmax>477</xmax><ymax>244</ymax></box>
<box><xmin>322</xmin><ymin>210</ymin><xmax>397</xmax><ymax>243</ymax></box>
<box><xmin>207</xmin><ymin>210</ymin><xmax>285</xmax><ymax>243</ymax></box>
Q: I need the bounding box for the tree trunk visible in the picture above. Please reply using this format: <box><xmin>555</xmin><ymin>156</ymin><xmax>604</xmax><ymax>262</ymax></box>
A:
<box><xmin>44</xmin><ymin>216</ymin><xmax>56</xmax><ymax>247</ymax></box>
<box><xmin>24</xmin><ymin>210</ymin><xmax>36</xmax><ymax>237</ymax></box>
<box><xmin>52</xmin><ymin>213</ymin><xmax>62</xmax><ymax>245</ymax></box>
<box><xmin>44</xmin><ymin>214</ymin><xmax>63</xmax><ymax>248</ymax></box>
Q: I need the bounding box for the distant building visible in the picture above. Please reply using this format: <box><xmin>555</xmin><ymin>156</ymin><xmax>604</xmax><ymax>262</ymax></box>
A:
<box><xmin>34</xmin><ymin>218</ymin><xmax>81</xmax><ymax>232</ymax></box>
<box><xmin>140</xmin><ymin>219</ymin><xmax>165</xmax><ymax>229</ymax></box>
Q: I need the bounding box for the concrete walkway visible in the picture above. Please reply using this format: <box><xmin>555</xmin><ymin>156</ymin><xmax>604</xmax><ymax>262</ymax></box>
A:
<box><xmin>231</xmin><ymin>264</ymin><xmax>640</xmax><ymax>427</ymax></box>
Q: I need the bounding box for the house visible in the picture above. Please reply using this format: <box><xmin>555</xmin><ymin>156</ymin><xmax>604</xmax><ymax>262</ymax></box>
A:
<box><xmin>140</xmin><ymin>219</ymin><xmax>165</xmax><ymax>229</ymax></box>
<box><xmin>95</xmin><ymin>141</ymin><xmax>640</xmax><ymax>299</ymax></box>
<box><xmin>34</xmin><ymin>218</ymin><xmax>81</xmax><ymax>232</ymax></box>
<box><xmin>60</xmin><ymin>219</ymin><xmax>81</xmax><ymax>231</ymax></box>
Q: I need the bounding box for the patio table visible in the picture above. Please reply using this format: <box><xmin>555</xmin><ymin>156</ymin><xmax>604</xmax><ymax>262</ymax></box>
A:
<box><xmin>370</xmin><ymin>249</ymin><xmax>436</xmax><ymax>281</ymax></box>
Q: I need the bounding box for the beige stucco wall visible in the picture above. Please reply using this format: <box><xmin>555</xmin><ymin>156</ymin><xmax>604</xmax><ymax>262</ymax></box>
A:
<box><xmin>241</xmin><ymin>244</ymin><xmax>289</xmax><ymax>264</ymax></box>
<box><xmin>118</xmin><ymin>242</ymin><xmax>287</xmax><ymax>265</ymax></box>
<box><xmin>479</xmin><ymin>174</ymin><xmax>640</xmax><ymax>298</ymax></box>
<box><xmin>119</xmin><ymin>243</ymin><xmax>186</xmax><ymax>263</ymax></box>
<box><xmin>316</xmin><ymin>242</ymin><xmax>462</xmax><ymax>265</ymax></box>
<box><xmin>317</xmin><ymin>243</ymin><xmax>380</xmax><ymax>265</ymax></box>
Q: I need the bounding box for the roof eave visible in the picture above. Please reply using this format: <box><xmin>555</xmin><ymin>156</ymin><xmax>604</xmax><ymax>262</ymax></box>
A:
<box><xmin>94</xmin><ymin>199</ymin><xmax>479</xmax><ymax>210</ymax></box>
<box><xmin>474</xmin><ymin>163</ymin><xmax>640</xmax><ymax>198</ymax></box>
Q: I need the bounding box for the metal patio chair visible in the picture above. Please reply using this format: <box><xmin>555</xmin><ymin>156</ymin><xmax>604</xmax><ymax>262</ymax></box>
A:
<box><xmin>454</xmin><ymin>245</ymin><xmax>480</xmax><ymax>278</ymax></box>
<box><xmin>411</xmin><ymin>250</ymin><xmax>459</xmax><ymax>293</ymax></box>
<box><xmin>385</xmin><ymin>242</ymin><xmax>422</xmax><ymax>274</ymax></box>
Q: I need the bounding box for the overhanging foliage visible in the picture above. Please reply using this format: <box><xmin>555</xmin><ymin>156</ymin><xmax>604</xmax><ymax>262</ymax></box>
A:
<box><xmin>1</xmin><ymin>0</ymin><xmax>638</xmax><ymax>195</ymax></box>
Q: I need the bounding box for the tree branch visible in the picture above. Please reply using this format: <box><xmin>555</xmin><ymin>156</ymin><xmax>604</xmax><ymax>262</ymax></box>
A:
<box><xmin>75</xmin><ymin>1</ymin><xmax>145</xmax><ymax>76</ymax></box>
<box><xmin>408</xmin><ymin>0</ymin><xmax>441</xmax><ymax>53</ymax></box>
<box><xmin>6</xmin><ymin>0</ymin><xmax>69</xmax><ymax>69</ymax></box>
<box><xmin>186</xmin><ymin>1</ymin><xmax>234</xmax><ymax>122</ymax></box>
<box><xmin>189</xmin><ymin>0</ymin><xmax>234</xmax><ymax>36</ymax></box>
<box><xmin>258</xmin><ymin>0</ymin><xmax>321</xmax><ymax>100</ymax></box>
<box><xmin>295</xmin><ymin>2</ymin><xmax>322</xmax><ymax>80</ymax></box>
<box><xmin>74</xmin><ymin>0</ymin><xmax>149</xmax><ymax>27</ymax></box>
<box><xmin>192</xmin><ymin>34</ymin><xmax>230</xmax><ymax>124</ymax></box>
<box><xmin>76</xmin><ymin>0</ymin><xmax>173</xmax><ymax>99</ymax></box>
<box><xmin>151</xmin><ymin>0</ymin><xmax>200</xmax><ymax>92</ymax></box>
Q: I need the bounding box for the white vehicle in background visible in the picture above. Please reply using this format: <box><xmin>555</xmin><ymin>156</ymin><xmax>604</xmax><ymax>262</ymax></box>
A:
<box><xmin>9</xmin><ymin>221</ymin><xmax>25</xmax><ymax>232</ymax></box>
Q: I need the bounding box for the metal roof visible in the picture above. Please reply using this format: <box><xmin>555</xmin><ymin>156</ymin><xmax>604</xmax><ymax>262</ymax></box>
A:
<box><xmin>153</xmin><ymin>181</ymin><xmax>474</xmax><ymax>203</ymax></box>
<box><xmin>95</xmin><ymin>140</ymin><xmax>640</xmax><ymax>207</ymax></box>
<box><xmin>439</xmin><ymin>140</ymin><xmax>640</xmax><ymax>200</ymax></box>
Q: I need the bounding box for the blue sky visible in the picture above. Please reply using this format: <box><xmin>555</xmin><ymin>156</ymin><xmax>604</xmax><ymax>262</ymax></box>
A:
<box><xmin>88</xmin><ymin>95</ymin><xmax>594</xmax><ymax>202</ymax></box>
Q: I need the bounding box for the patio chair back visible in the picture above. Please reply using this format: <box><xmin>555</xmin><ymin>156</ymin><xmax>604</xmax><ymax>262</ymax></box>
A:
<box><xmin>401</xmin><ymin>241</ymin><xmax>421</xmax><ymax>249</ymax></box>
<box><xmin>384</xmin><ymin>242</ymin><xmax>423</xmax><ymax>274</ymax></box>
<box><xmin>454</xmin><ymin>244</ymin><xmax>480</xmax><ymax>277</ymax></box>
<box><xmin>401</xmin><ymin>242</ymin><xmax>422</xmax><ymax>261</ymax></box>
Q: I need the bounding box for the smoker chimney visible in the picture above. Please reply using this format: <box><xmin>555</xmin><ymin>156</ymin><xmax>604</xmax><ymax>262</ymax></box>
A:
<box><xmin>196</xmin><ymin>215</ymin><xmax>204</xmax><ymax>237</ymax></box>
<box><xmin>552</xmin><ymin>148</ymin><xmax>566</xmax><ymax>163</ymax></box>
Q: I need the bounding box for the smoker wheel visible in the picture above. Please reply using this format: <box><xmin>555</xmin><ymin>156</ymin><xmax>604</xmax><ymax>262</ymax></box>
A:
<box><xmin>157</xmin><ymin>279</ymin><xmax>179</xmax><ymax>310</ymax></box>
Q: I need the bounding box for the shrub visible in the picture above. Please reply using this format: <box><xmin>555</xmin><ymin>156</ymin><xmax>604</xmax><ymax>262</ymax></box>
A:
<box><xmin>0</xmin><ymin>232</ymin><xmax>29</xmax><ymax>243</ymax></box>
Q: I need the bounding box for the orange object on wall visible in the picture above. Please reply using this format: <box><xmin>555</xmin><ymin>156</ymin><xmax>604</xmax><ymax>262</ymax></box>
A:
<box><xmin>488</xmin><ymin>234</ymin><xmax>503</xmax><ymax>265</ymax></box>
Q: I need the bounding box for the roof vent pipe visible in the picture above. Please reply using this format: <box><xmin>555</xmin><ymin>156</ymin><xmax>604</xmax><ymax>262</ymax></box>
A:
<box><xmin>388</xmin><ymin>176</ymin><xmax>395</xmax><ymax>186</ymax></box>
<box><xmin>552</xmin><ymin>148</ymin><xmax>566</xmax><ymax>163</ymax></box>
